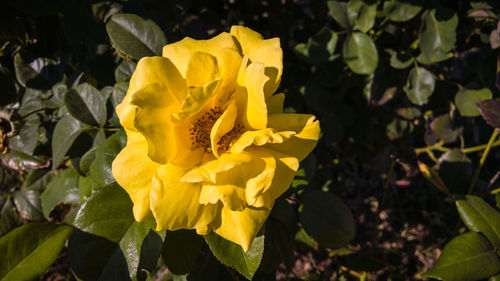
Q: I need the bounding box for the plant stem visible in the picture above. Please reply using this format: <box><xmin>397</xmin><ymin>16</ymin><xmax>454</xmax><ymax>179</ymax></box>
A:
<box><xmin>467</xmin><ymin>130</ymin><xmax>500</xmax><ymax>194</ymax></box>
<box><xmin>414</xmin><ymin>139</ymin><xmax>500</xmax><ymax>155</ymax></box>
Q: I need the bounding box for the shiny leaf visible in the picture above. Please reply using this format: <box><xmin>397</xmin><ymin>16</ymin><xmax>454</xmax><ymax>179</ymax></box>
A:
<box><xmin>105</xmin><ymin>13</ymin><xmax>167</xmax><ymax>59</ymax></box>
<box><xmin>0</xmin><ymin>223</ymin><xmax>74</xmax><ymax>281</ymax></box>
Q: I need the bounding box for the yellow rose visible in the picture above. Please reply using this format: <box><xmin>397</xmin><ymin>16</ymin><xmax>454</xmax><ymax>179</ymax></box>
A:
<box><xmin>111</xmin><ymin>26</ymin><xmax>320</xmax><ymax>251</ymax></box>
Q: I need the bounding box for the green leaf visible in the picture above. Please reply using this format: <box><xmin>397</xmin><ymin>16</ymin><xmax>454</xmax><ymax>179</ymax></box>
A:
<box><xmin>387</xmin><ymin>49</ymin><xmax>415</xmax><ymax>69</ymax></box>
<box><xmin>13</xmin><ymin>52</ymin><xmax>63</xmax><ymax>90</ymax></box>
<box><xmin>456</xmin><ymin>195</ymin><xmax>500</xmax><ymax>248</ymax></box>
<box><xmin>0</xmin><ymin>223</ymin><xmax>74</xmax><ymax>281</ymax></box>
<box><xmin>383</xmin><ymin>0</ymin><xmax>423</xmax><ymax>22</ymax></box>
<box><xmin>78</xmin><ymin>176</ymin><xmax>97</xmax><ymax>202</ymax></box>
<box><xmin>477</xmin><ymin>99</ymin><xmax>500</xmax><ymax>129</ymax></box>
<box><xmin>417</xmin><ymin>8</ymin><xmax>458</xmax><ymax>65</ymax></box>
<box><xmin>299</xmin><ymin>190</ymin><xmax>355</xmax><ymax>249</ymax></box>
<box><xmin>41</xmin><ymin>167</ymin><xmax>80</xmax><ymax>223</ymax></box>
<box><xmin>13</xmin><ymin>187</ymin><xmax>43</xmax><ymax>220</ymax></box>
<box><xmin>73</xmin><ymin>182</ymin><xmax>134</xmax><ymax>242</ymax></box>
<box><xmin>386</xmin><ymin>118</ymin><xmax>409</xmax><ymax>140</ymax></box>
<box><xmin>119</xmin><ymin>217</ymin><xmax>158</xmax><ymax>278</ymax></box>
<box><xmin>343</xmin><ymin>32</ymin><xmax>378</xmax><ymax>75</ymax></box>
<box><xmin>431</xmin><ymin>114</ymin><xmax>461</xmax><ymax>144</ymax></box>
<box><xmin>0</xmin><ymin>150</ymin><xmax>47</xmax><ymax>171</ymax></box>
<box><xmin>162</xmin><ymin>230</ymin><xmax>203</xmax><ymax>275</ymax></box>
<box><xmin>17</xmin><ymin>88</ymin><xmax>43</xmax><ymax>117</ymax></box>
<box><xmin>403</xmin><ymin>67</ymin><xmax>435</xmax><ymax>105</ymax></box>
<box><xmin>294</xmin><ymin>27</ymin><xmax>338</xmax><ymax>65</ymax></box>
<box><xmin>52</xmin><ymin>114</ymin><xmax>86</xmax><ymax>169</ymax></box>
<box><xmin>68</xmin><ymin>230</ymin><xmax>131</xmax><ymax>281</ymax></box>
<box><xmin>89</xmin><ymin>130</ymin><xmax>126</xmax><ymax>187</ymax></box>
<box><xmin>347</xmin><ymin>0</ymin><xmax>377</xmax><ymax>33</ymax></box>
<box><xmin>106</xmin><ymin>13</ymin><xmax>167</xmax><ymax>59</ymax></box>
<box><xmin>115</xmin><ymin>60</ymin><xmax>136</xmax><ymax>82</ymax></box>
<box><xmin>0</xmin><ymin>198</ymin><xmax>18</xmax><ymax>236</ymax></box>
<box><xmin>423</xmin><ymin>232</ymin><xmax>500</xmax><ymax>281</ymax></box>
<box><xmin>64</xmin><ymin>83</ymin><xmax>107</xmax><ymax>127</ymax></box>
<box><xmin>204</xmin><ymin>231</ymin><xmax>264</xmax><ymax>280</ymax></box>
<box><xmin>397</xmin><ymin>107</ymin><xmax>421</xmax><ymax>120</ymax></box>
<box><xmin>72</xmin><ymin>182</ymin><xmax>158</xmax><ymax>279</ymax></box>
<box><xmin>327</xmin><ymin>1</ymin><xmax>350</xmax><ymax>29</ymax></box>
<box><xmin>455</xmin><ymin>88</ymin><xmax>492</xmax><ymax>117</ymax></box>
<box><xmin>8</xmin><ymin>119</ymin><xmax>39</xmax><ymax>155</ymax></box>
<box><xmin>438</xmin><ymin>149</ymin><xmax>471</xmax><ymax>194</ymax></box>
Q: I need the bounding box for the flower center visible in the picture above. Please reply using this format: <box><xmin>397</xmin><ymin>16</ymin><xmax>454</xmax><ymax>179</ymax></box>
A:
<box><xmin>189</xmin><ymin>107</ymin><xmax>224</xmax><ymax>151</ymax></box>
<box><xmin>217</xmin><ymin>124</ymin><xmax>243</xmax><ymax>152</ymax></box>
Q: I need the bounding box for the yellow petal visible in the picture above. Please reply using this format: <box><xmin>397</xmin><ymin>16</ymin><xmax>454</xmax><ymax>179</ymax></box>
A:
<box><xmin>249</xmin><ymin>148</ymin><xmax>299</xmax><ymax>209</ymax></box>
<box><xmin>243</xmin><ymin>149</ymin><xmax>276</xmax><ymax>207</ymax></box>
<box><xmin>230</xmin><ymin>26</ymin><xmax>282</xmax><ymax>99</ymax></box>
<box><xmin>162</xmin><ymin>32</ymin><xmax>239</xmax><ymax>78</ymax></box>
<box><xmin>199</xmin><ymin>184</ymin><xmax>247</xmax><ymax>211</ymax></box>
<box><xmin>181</xmin><ymin>152</ymin><xmax>253</xmax><ymax>183</ymax></box>
<box><xmin>151</xmin><ymin>164</ymin><xmax>218</xmax><ymax>231</ymax></box>
<box><xmin>210</xmin><ymin>101</ymin><xmax>237</xmax><ymax>158</ymax></box>
<box><xmin>111</xmin><ymin>133</ymin><xmax>159</xmax><ymax>221</ymax></box>
<box><xmin>266</xmin><ymin>93</ymin><xmax>285</xmax><ymax>114</ymax></box>
<box><xmin>234</xmin><ymin>62</ymin><xmax>269</xmax><ymax>130</ymax></box>
<box><xmin>214</xmin><ymin>206</ymin><xmax>271</xmax><ymax>252</ymax></box>
<box><xmin>218</xmin><ymin>48</ymin><xmax>243</xmax><ymax>97</ymax></box>
<box><xmin>117</xmin><ymin>56</ymin><xmax>186</xmax><ymax>131</ymax></box>
<box><xmin>131</xmin><ymin>83</ymin><xmax>178</xmax><ymax>164</ymax></box>
<box><xmin>172</xmin><ymin>79</ymin><xmax>221</xmax><ymax>121</ymax></box>
<box><xmin>265</xmin><ymin>114</ymin><xmax>320</xmax><ymax>161</ymax></box>
<box><xmin>186</xmin><ymin>52</ymin><xmax>219</xmax><ymax>87</ymax></box>
<box><xmin>229</xmin><ymin>128</ymin><xmax>295</xmax><ymax>154</ymax></box>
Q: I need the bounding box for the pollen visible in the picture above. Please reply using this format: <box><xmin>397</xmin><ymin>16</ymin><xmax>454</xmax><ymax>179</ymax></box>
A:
<box><xmin>217</xmin><ymin>124</ymin><xmax>243</xmax><ymax>152</ymax></box>
<box><xmin>189</xmin><ymin>107</ymin><xmax>224</xmax><ymax>150</ymax></box>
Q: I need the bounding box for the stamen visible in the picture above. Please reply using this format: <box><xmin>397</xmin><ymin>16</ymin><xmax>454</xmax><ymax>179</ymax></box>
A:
<box><xmin>217</xmin><ymin>124</ymin><xmax>243</xmax><ymax>152</ymax></box>
<box><xmin>189</xmin><ymin>107</ymin><xmax>224</xmax><ymax>150</ymax></box>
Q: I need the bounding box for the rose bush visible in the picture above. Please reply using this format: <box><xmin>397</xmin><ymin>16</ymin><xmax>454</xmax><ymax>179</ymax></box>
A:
<box><xmin>111</xmin><ymin>25</ymin><xmax>320</xmax><ymax>251</ymax></box>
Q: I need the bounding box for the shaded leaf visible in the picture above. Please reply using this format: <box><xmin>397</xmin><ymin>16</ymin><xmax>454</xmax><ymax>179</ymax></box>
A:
<box><xmin>106</xmin><ymin>13</ymin><xmax>167</xmax><ymax>59</ymax></box>
<box><xmin>299</xmin><ymin>190</ymin><xmax>355</xmax><ymax>249</ymax></box>
<box><xmin>204</xmin><ymin>231</ymin><xmax>264</xmax><ymax>280</ymax></box>
<box><xmin>438</xmin><ymin>149</ymin><xmax>471</xmax><ymax>194</ymax></box>
<box><xmin>41</xmin><ymin>167</ymin><xmax>80</xmax><ymax>223</ymax></box>
<box><xmin>477</xmin><ymin>99</ymin><xmax>500</xmax><ymax>128</ymax></box>
<box><xmin>343</xmin><ymin>32</ymin><xmax>378</xmax><ymax>75</ymax></box>
<box><xmin>327</xmin><ymin>1</ymin><xmax>350</xmax><ymax>29</ymax></box>
<box><xmin>14</xmin><ymin>52</ymin><xmax>63</xmax><ymax>90</ymax></box>
<box><xmin>294</xmin><ymin>27</ymin><xmax>338</xmax><ymax>64</ymax></box>
<box><xmin>417</xmin><ymin>8</ymin><xmax>458</xmax><ymax>65</ymax></box>
<box><xmin>69</xmin><ymin>230</ymin><xmax>131</xmax><ymax>281</ymax></box>
<box><xmin>13</xmin><ymin>187</ymin><xmax>43</xmax><ymax>220</ymax></box>
<box><xmin>383</xmin><ymin>0</ymin><xmax>423</xmax><ymax>22</ymax></box>
<box><xmin>0</xmin><ymin>199</ymin><xmax>18</xmax><ymax>236</ymax></box>
<box><xmin>403</xmin><ymin>67</ymin><xmax>435</xmax><ymax>105</ymax></box>
<box><xmin>162</xmin><ymin>230</ymin><xmax>203</xmax><ymax>275</ymax></box>
<box><xmin>89</xmin><ymin>130</ymin><xmax>126</xmax><ymax>187</ymax></box>
<box><xmin>431</xmin><ymin>114</ymin><xmax>461</xmax><ymax>143</ymax></box>
<box><xmin>52</xmin><ymin>114</ymin><xmax>86</xmax><ymax>169</ymax></box>
<box><xmin>64</xmin><ymin>83</ymin><xmax>107</xmax><ymax>127</ymax></box>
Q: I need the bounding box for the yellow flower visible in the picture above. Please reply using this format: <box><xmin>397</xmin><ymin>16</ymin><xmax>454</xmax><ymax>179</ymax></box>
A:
<box><xmin>111</xmin><ymin>26</ymin><xmax>320</xmax><ymax>251</ymax></box>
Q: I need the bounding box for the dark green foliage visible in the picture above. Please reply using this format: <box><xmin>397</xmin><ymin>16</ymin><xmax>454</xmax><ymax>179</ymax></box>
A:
<box><xmin>1</xmin><ymin>0</ymin><xmax>500</xmax><ymax>280</ymax></box>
